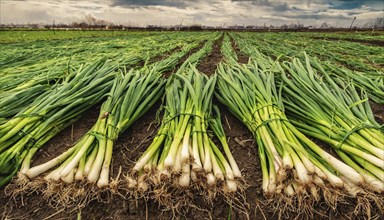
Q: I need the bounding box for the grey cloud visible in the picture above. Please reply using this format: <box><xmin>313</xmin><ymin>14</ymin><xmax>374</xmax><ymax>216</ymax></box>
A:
<box><xmin>76</xmin><ymin>6</ymin><xmax>104</xmax><ymax>10</ymax></box>
<box><xmin>110</xmin><ymin>0</ymin><xmax>195</xmax><ymax>9</ymax></box>
<box><xmin>232</xmin><ymin>0</ymin><xmax>291</xmax><ymax>12</ymax></box>
<box><xmin>273</xmin><ymin>3</ymin><xmax>289</xmax><ymax>12</ymax></box>
<box><xmin>282</xmin><ymin>13</ymin><xmax>348</xmax><ymax>20</ymax></box>
<box><xmin>329</xmin><ymin>0</ymin><xmax>383</xmax><ymax>10</ymax></box>
<box><xmin>232</xmin><ymin>0</ymin><xmax>383</xmax><ymax>11</ymax></box>
<box><xmin>347</xmin><ymin>12</ymin><xmax>360</xmax><ymax>16</ymax></box>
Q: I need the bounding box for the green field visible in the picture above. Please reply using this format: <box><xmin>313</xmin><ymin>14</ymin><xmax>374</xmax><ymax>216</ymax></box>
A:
<box><xmin>0</xmin><ymin>30</ymin><xmax>383</xmax><ymax>219</ymax></box>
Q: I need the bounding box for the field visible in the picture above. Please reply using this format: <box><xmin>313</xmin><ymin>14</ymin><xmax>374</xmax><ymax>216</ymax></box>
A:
<box><xmin>0</xmin><ymin>30</ymin><xmax>383</xmax><ymax>219</ymax></box>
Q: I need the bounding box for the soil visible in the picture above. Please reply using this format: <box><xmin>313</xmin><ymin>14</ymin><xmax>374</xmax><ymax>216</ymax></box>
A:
<box><xmin>1</xmin><ymin>35</ymin><xmax>384</xmax><ymax>220</ymax></box>
<box><xmin>230</xmin><ymin>37</ymin><xmax>249</xmax><ymax>64</ymax></box>
<box><xmin>196</xmin><ymin>36</ymin><xmax>223</xmax><ymax>76</ymax></box>
<box><xmin>371</xmin><ymin>101</ymin><xmax>384</xmax><ymax>124</ymax></box>
<box><xmin>312</xmin><ymin>37</ymin><xmax>384</xmax><ymax>47</ymax></box>
<box><xmin>163</xmin><ymin>40</ymin><xmax>207</xmax><ymax>78</ymax></box>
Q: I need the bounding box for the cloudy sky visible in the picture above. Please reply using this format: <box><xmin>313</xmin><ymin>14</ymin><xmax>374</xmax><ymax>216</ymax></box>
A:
<box><xmin>1</xmin><ymin>0</ymin><xmax>383</xmax><ymax>27</ymax></box>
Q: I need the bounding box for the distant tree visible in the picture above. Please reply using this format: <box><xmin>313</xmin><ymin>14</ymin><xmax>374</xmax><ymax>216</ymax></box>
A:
<box><xmin>71</xmin><ymin>22</ymin><xmax>80</xmax><ymax>28</ymax></box>
<box><xmin>320</xmin><ymin>22</ymin><xmax>329</xmax><ymax>29</ymax></box>
<box><xmin>374</xmin><ymin>18</ymin><xmax>384</xmax><ymax>29</ymax></box>
<box><xmin>71</xmin><ymin>15</ymin><xmax>115</xmax><ymax>28</ymax></box>
<box><xmin>187</xmin><ymin>25</ymin><xmax>202</xmax><ymax>31</ymax></box>
<box><xmin>281</xmin><ymin>24</ymin><xmax>288</xmax><ymax>30</ymax></box>
<box><xmin>85</xmin><ymin>14</ymin><xmax>97</xmax><ymax>26</ymax></box>
<box><xmin>79</xmin><ymin>22</ymin><xmax>88</xmax><ymax>28</ymax></box>
<box><xmin>288</xmin><ymin>23</ymin><xmax>299</xmax><ymax>29</ymax></box>
<box><xmin>362</xmin><ymin>22</ymin><xmax>374</xmax><ymax>28</ymax></box>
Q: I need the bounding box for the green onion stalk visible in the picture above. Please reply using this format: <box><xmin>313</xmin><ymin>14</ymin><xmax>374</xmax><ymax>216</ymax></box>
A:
<box><xmin>0</xmin><ymin>59</ymin><xmax>116</xmax><ymax>188</ymax></box>
<box><xmin>215</xmin><ymin>57</ymin><xmax>374</xmax><ymax>200</ymax></box>
<box><xmin>0</xmin><ymin>60</ymin><xmax>78</xmax><ymax>123</ymax></box>
<box><xmin>320</xmin><ymin>62</ymin><xmax>383</xmax><ymax>104</ymax></box>
<box><xmin>131</xmin><ymin>66</ymin><xmax>242</xmax><ymax>193</ymax></box>
<box><xmin>221</xmin><ymin>34</ymin><xmax>238</xmax><ymax>64</ymax></box>
<box><xmin>0</xmin><ymin>84</ymin><xmax>51</xmax><ymax>120</ymax></box>
<box><xmin>277</xmin><ymin>54</ymin><xmax>384</xmax><ymax>194</ymax></box>
<box><xmin>0</xmin><ymin>58</ymin><xmax>73</xmax><ymax>92</ymax></box>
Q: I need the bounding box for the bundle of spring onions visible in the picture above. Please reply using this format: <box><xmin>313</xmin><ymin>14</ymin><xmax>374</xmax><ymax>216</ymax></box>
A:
<box><xmin>23</xmin><ymin>67</ymin><xmax>165</xmax><ymax>188</ymax></box>
<box><xmin>0</xmin><ymin>59</ymin><xmax>76</xmax><ymax>121</ymax></box>
<box><xmin>0</xmin><ymin>58</ymin><xmax>70</xmax><ymax>91</ymax></box>
<box><xmin>231</xmin><ymin>33</ymin><xmax>384</xmax><ymax>104</ymax></box>
<box><xmin>0</xmin><ymin>84</ymin><xmax>51</xmax><ymax>120</ymax></box>
<box><xmin>0</xmin><ymin>50</ymin><xmax>149</xmax><ymax>122</ymax></box>
<box><xmin>278</xmin><ymin>54</ymin><xmax>384</xmax><ymax>193</ymax></box>
<box><xmin>0</xmin><ymin>59</ymin><xmax>116</xmax><ymax>187</ymax></box>
<box><xmin>322</xmin><ymin>63</ymin><xmax>384</xmax><ymax>104</ymax></box>
<box><xmin>131</xmin><ymin>65</ymin><xmax>241</xmax><ymax>193</ymax></box>
<box><xmin>22</xmin><ymin>48</ymin><xmax>192</xmax><ymax>188</ymax></box>
<box><xmin>0</xmin><ymin>65</ymin><xmax>79</xmax><ymax>122</ymax></box>
<box><xmin>215</xmin><ymin>57</ymin><xmax>380</xmax><ymax>200</ymax></box>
